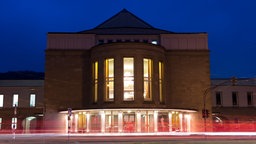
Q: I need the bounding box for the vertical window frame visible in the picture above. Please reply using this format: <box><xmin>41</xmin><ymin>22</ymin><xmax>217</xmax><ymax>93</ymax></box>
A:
<box><xmin>30</xmin><ymin>93</ymin><xmax>36</xmax><ymax>107</ymax></box>
<box><xmin>105</xmin><ymin>58</ymin><xmax>114</xmax><ymax>102</ymax></box>
<box><xmin>0</xmin><ymin>94</ymin><xmax>3</xmax><ymax>107</ymax></box>
<box><xmin>13</xmin><ymin>94</ymin><xmax>18</xmax><ymax>107</ymax></box>
<box><xmin>123</xmin><ymin>57</ymin><xmax>134</xmax><ymax>101</ymax></box>
<box><xmin>215</xmin><ymin>91</ymin><xmax>222</xmax><ymax>106</ymax></box>
<box><xmin>159</xmin><ymin>61</ymin><xmax>164</xmax><ymax>103</ymax></box>
<box><xmin>247</xmin><ymin>92</ymin><xmax>253</xmax><ymax>106</ymax></box>
<box><xmin>0</xmin><ymin>118</ymin><xmax>2</xmax><ymax>130</ymax></box>
<box><xmin>232</xmin><ymin>91</ymin><xmax>238</xmax><ymax>106</ymax></box>
<box><xmin>11</xmin><ymin>117</ymin><xmax>17</xmax><ymax>129</ymax></box>
<box><xmin>93</xmin><ymin>61</ymin><xmax>98</xmax><ymax>103</ymax></box>
<box><xmin>143</xmin><ymin>58</ymin><xmax>152</xmax><ymax>101</ymax></box>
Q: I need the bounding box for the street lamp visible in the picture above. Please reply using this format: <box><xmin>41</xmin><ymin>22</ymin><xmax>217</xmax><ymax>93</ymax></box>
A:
<box><xmin>12</xmin><ymin>104</ymin><xmax>17</xmax><ymax>142</ymax></box>
<box><xmin>202</xmin><ymin>77</ymin><xmax>237</xmax><ymax>132</ymax></box>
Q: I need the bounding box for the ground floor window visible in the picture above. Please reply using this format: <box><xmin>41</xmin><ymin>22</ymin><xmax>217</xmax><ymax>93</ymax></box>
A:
<box><xmin>63</xmin><ymin>109</ymin><xmax>194</xmax><ymax>133</ymax></box>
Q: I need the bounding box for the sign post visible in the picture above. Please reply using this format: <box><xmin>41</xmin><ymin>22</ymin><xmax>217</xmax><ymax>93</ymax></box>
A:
<box><xmin>67</xmin><ymin>108</ymin><xmax>72</xmax><ymax>144</ymax></box>
<box><xmin>12</xmin><ymin>104</ymin><xmax>17</xmax><ymax>143</ymax></box>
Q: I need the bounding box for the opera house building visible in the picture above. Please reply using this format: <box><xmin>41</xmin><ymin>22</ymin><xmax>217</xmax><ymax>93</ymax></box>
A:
<box><xmin>44</xmin><ymin>9</ymin><xmax>211</xmax><ymax>133</ymax></box>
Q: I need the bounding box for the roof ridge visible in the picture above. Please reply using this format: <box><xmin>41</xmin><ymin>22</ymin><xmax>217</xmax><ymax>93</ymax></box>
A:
<box><xmin>94</xmin><ymin>9</ymin><xmax>154</xmax><ymax>29</ymax></box>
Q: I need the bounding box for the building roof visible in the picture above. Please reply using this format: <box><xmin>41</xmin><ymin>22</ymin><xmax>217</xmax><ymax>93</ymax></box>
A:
<box><xmin>211</xmin><ymin>78</ymin><xmax>256</xmax><ymax>86</ymax></box>
<box><xmin>79</xmin><ymin>9</ymin><xmax>173</xmax><ymax>35</ymax></box>
<box><xmin>95</xmin><ymin>9</ymin><xmax>153</xmax><ymax>29</ymax></box>
<box><xmin>0</xmin><ymin>80</ymin><xmax>44</xmax><ymax>87</ymax></box>
<box><xmin>0</xmin><ymin>71</ymin><xmax>44</xmax><ymax>80</ymax></box>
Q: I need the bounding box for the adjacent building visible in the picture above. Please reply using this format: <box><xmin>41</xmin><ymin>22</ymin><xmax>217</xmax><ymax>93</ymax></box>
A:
<box><xmin>44</xmin><ymin>9</ymin><xmax>211</xmax><ymax>133</ymax></box>
<box><xmin>212</xmin><ymin>78</ymin><xmax>256</xmax><ymax>132</ymax></box>
<box><xmin>0</xmin><ymin>77</ymin><xmax>44</xmax><ymax>133</ymax></box>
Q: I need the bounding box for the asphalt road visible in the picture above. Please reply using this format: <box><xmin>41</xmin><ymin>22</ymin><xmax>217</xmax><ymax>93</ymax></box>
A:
<box><xmin>0</xmin><ymin>133</ymin><xmax>256</xmax><ymax>144</ymax></box>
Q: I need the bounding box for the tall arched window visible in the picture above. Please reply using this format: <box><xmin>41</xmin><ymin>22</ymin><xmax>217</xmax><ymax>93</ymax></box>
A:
<box><xmin>105</xmin><ymin>58</ymin><xmax>114</xmax><ymax>101</ymax></box>
<box><xmin>143</xmin><ymin>58</ymin><xmax>152</xmax><ymax>101</ymax></box>
<box><xmin>159</xmin><ymin>61</ymin><xmax>164</xmax><ymax>103</ymax></box>
<box><xmin>123</xmin><ymin>57</ymin><xmax>134</xmax><ymax>101</ymax></box>
<box><xmin>92</xmin><ymin>61</ymin><xmax>98</xmax><ymax>103</ymax></box>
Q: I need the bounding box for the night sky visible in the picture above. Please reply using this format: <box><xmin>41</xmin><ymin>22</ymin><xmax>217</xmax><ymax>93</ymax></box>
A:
<box><xmin>1</xmin><ymin>0</ymin><xmax>256</xmax><ymax>78</ymax></box>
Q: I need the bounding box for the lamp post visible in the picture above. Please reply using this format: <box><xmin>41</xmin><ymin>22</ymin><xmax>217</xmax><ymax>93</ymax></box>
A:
<box><xmin>202</xmin><ymin>77</ymin><xmax>237</xmax><ymax>132</ymax></box>
<box><xmin>13</xmin><ymin>104</ymin><xmax>17</xmax><ymax>142</ymax></box>
<box><xmin>67</xmin><ymin>108</ymin><xmax>72</xmax><ymax>144</ymax></box>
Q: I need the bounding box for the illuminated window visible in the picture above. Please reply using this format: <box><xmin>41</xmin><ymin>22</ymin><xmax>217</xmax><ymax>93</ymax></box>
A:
<box><xmin>93</xmin><ymin>61</ymin><xmax>98</xmax><ymax>103</ymax></box>
<box><xmin>143</xmin><ymin>58</ymin><xmax>152</xmax><ymax>101</ymax></box>
<box><xmin>123</xmin><ymin>112</ymin><xmax>135</xmax><ymax>132</ymax></box>
<box><xmin>78</xmin><ymin>113</ymin><xmax>86</xmax><ymax>130</ymax></box>
<box><xmin>123</xmin><ymin>57</ymin><xmax>134</xmax><ymax>101</ymax></box>
<box><xmin>13</xmin><ymin>94</ymin><xmax>18</xmax><ymax>107</ymax></box>
<box><xmin>0</xmin><ymin>94</ymin><xmax>3</xmax><ymax>107</ymax></box>
<box><xmin>30</xmin><ymin>94</ymin><xmax>36</xmax><ymax>107</ymax></box>
<box><xmin>0</xmin><ymin>118</ymin><xmax>2</xmax><ymax>129</ymax></box>
<box><xmin>159</xmin><ymin>61</ymin><xmax>164</xmax><ymax>103</ymax></box>
<box><xmin>172</xmin><ymin>112</ymin><xmax>180</xmax><ymax>131</ymax></box>
<box><xmin>105</xmin><ymin>58</ymin><xmax>114</xmax><ymax>101</ymax></box>
<box><xmin>12</xmin><ymin>117</ymin><xmax>17</xmax><ymax>129</ymax></box>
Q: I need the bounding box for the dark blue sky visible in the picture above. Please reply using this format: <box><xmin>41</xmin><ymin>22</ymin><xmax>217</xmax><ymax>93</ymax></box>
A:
<box><xmin>1</xmin><ymin>0</ymin><xmax>256</xmax><ymax>78</ymax></box>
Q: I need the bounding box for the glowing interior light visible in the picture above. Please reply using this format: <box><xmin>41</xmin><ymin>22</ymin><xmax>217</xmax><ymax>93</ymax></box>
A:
<box><xmin>151</xmin><ymin>40</ymin><xmax>158</xmax><ymax>45</ymax></box>
<box><xmin>124</xmin><ymin>72</ymin><xmax>132</xmax><ymax>76</ymax></box>
<box><xmin>123</xmin><ymin>65</ymin><xmax>133</xmax><ymax>70</ymax></box>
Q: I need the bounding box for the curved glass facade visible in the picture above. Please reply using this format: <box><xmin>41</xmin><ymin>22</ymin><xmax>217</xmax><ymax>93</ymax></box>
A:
<box><xmin>61</xmin><ymin>109</ymin><xmax>195</xmax><ymax>133</ymax></box>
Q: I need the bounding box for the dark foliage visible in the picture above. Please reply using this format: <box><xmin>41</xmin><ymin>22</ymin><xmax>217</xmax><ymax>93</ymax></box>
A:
<box><xmin>0</xmin><ymin>71</ymin><xmax>44</xmax><ymax>80</ymax></box>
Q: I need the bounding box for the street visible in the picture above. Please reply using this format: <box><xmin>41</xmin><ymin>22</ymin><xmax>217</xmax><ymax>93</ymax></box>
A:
<box><xmin>0</xmin><ymin>132</ymin><xmax>256</xmax><ymax>144</ymax></box>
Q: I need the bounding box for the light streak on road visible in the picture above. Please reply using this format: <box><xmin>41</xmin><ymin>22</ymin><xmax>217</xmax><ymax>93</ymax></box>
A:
<box><xmin>0</xmin><ymin>132</ymin><xmax>256</xmax><ymax>144</ymax></box>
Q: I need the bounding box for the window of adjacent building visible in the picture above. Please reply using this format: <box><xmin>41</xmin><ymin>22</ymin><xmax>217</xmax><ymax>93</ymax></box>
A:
<box><xmin>11</xmin><ymin>117</ymin><xmax>17</xmax><ymax>129</ymax></box>
<box><xmin>0</xmin><ymin>94</ymin><xmax>3</xmax><ymax>107</ymax></box>
<box><xmin>105</xmin><ymin>58</ymin><xmax>114</xmax><ymax>101</ymax></box>
<box><xmin>143</xmin><ymin>40</ymin><xmax>148</xmax><ymax>43</ymax></box>
<box><xmin>98</xmin><ymin>40</ymin><xmax>104</xmax><ymax>45</ymax></box>
<box><xmin>232</xmin><ymin>92</ymin><xmax>238</xmax><ymax>106</ymax></box>
<box><xmin>123</xmin><ymin>57</ymin><xmax>134</xmax><ymax>101</ymax></box>
<box><xmin>159</xmin><ymin>61</ymin><xmax>164</xmax><ymax>103</ymax></box>
<box><xmin>247</xmin><ymin>92</ymin><xmax>253</xmax><ymax>106</ymax></box>
<box><xmin>93</xmin><ymin>61</ymin><xmax>98</xmax><ymax>103</ymax></box>
<box><xmin>143</xmin><ymin>58</ymin><xmax>152</xmax><ymax>101</ymax></box>
<box><xmin>13</xmin><ymin>94</ymin><xmax>18</xmax><ymax>107</ymax></box>
<box><xmin>30</xmin><ymin>94</ymin><xmax>36</xmax><ymax>107</ymax></box>
<box><xmin>0</xmin><ymin>118</ymin><xmax>2</xmax><ymax>129</ymax></box>
<box><xmin>215</xmin><ymin>91</ymin><xmax>222</xmax><ymax>106</ymax></box>
<box><xmin>116</xmin><ymin>39</ymin><xmax>122</xmax><ymax>42</ymax></box>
